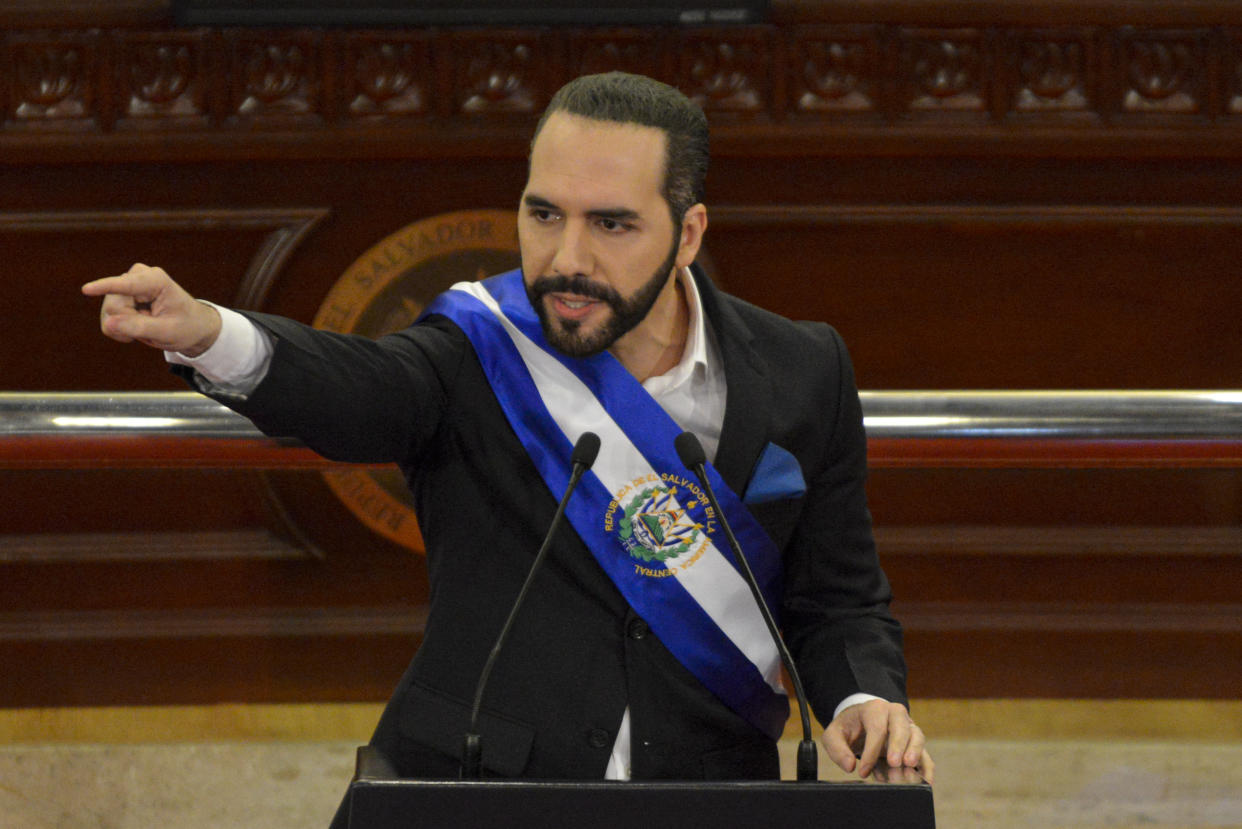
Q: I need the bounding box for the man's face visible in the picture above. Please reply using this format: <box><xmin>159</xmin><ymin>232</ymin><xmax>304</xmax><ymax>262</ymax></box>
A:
<box><xmin>519</xmin><ymin>112</ymin><xmax>695</xmax><ymax>358</ymax></box>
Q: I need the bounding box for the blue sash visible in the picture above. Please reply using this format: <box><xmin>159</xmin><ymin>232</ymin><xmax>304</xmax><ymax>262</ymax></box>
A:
<box><xmin>422</xmin><ymin>269</ymin><xmax>789</xmax><ymax>740</ymax></box>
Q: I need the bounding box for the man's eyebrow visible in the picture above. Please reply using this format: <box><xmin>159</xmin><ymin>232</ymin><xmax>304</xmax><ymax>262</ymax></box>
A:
<box><xmin>587</xmin><ymin>207</ymin><xmax>642</xmax><ymax>222</ymax></box>
<box><xmin>523</xmin><ymin>194</ymin><xmax>558</xmax><ymax>210</ymax></box>
<box><xmin>522</xmin><ymin>194</ymin><xmax>641</xmax><ymax>223</ymax></box>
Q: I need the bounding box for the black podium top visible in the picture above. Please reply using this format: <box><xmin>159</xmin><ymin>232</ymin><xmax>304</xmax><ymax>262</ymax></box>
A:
<box><xmin>347</xmin><ymin>747</ymin><xmax>936</xmax><ymax>829</ymax></box>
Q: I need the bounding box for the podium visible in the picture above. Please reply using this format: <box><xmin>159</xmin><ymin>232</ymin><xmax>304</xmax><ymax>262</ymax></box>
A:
<box><xmin>346</xmin><ymin>747</ymin><xmax>936</xmax><ymax>828</ymax></box>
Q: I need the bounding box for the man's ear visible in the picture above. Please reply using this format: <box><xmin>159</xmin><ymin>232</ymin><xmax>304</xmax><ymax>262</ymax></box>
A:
<box><xmin>675</xmin><ymin>204</ymin><xmax>708</xmax><ymax>268</ymax></box>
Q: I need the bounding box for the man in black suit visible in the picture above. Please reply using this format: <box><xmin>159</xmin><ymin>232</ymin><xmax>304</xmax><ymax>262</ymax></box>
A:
<box><xmin>85</xmin><ymin>72</ymin><xmax>932</xmax><ymax>802</ymax></box>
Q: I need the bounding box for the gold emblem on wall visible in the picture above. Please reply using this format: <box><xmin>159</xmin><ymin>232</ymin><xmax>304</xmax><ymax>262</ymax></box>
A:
<box><xmin>312</xmin><ymin>210</ymin><xmax>521</xmax><ymax>552</ymax></box>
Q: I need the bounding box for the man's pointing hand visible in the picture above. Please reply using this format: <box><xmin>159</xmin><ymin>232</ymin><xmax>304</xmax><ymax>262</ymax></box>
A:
<box><xmin>83</xmin><ymin>263</ymin><xmax>221</xmax><ymax>357</ymax></box>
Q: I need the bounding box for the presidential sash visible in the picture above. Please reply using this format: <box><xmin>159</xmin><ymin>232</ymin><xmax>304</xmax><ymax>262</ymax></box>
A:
<box><xmin>421</xmin><ymin>269</ymin><xmax>789</xmax><ymax>740</ymax></box>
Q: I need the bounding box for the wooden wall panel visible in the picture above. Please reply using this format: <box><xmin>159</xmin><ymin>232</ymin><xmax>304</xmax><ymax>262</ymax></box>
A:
<box><xmin>705</xmin><ymin>204</ymin><xmax>1242</xmax><ymax>388</ymax></box>
<box><xmin>2</xmin><ymin>207</ymin><xmax>325</xmax><ymax>390</ymax></box>
<box><xmin>2</xmin><ymin>1</ymin><xmax>1241</xmax><ymax>707</ymax></box>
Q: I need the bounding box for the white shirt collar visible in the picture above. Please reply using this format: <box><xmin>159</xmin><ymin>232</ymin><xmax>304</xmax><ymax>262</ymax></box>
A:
<box><xmin>643</xmin><ymin>266</ymin><xmax>710</xmax><ymax>393</ymax></box>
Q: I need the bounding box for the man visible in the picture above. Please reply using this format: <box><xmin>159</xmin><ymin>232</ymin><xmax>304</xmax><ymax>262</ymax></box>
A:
<box><xmin>84</xmin><ymin>71</ymin><xmax>932</xmax><ymax>809</ymax></box>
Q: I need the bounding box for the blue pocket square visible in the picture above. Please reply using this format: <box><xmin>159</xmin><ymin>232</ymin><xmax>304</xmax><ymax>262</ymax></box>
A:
<box><xmin>743</xmin><ymin>442</ymin><xmax>807</xmax><ymax>504</ymax></box>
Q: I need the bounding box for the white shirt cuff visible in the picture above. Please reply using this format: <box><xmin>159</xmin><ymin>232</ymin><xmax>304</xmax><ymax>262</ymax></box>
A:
<box><xmin>833</xmin><ymin>692</ymin><xmax>887</xmax><ymax>721</ymax></box>
<box><xmin>164</xmin><ymin>302</ymin><xmax>273</xmax><ymax>395</ymax></box>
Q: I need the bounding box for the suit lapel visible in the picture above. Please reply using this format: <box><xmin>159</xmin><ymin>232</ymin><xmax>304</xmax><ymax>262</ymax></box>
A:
<box><xmin>691</xmin><ymin>266</ymin><xmax>772</xmax><ymax>497</ymax></box>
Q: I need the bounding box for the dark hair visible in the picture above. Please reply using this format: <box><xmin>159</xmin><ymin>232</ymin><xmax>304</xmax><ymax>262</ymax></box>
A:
<box><xmin>533</xmin><ymin>72</ymin><xmax>709</xmax><ymax>224</ymax></box>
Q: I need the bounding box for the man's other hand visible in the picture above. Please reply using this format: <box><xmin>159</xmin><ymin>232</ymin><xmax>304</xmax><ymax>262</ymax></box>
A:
<box><xmin>822</xmin><ymin>699</ymin><xmax>934</xmax><ymax>784</ymax></box>
<box><xmin>82</xmin><ymin>263</ymin><xmax>222</xmax><ymax>357</ymax></box>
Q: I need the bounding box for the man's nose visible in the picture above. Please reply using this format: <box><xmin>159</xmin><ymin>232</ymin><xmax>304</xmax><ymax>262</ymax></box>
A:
<box><xmin>549</xmin><ymin>219</ymin><xmax>593</xmax><ymax>277</ymax></box>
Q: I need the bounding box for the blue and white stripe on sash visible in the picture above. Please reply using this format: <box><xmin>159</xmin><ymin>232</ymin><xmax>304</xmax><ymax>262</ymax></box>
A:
<box><xmin>422</xmin><ymin>269</ymin><xmax>789</xmax><ymax>740</ymax></box>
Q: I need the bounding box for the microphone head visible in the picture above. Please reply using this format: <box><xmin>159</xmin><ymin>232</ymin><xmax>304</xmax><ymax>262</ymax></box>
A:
<box><xmin>571</xmin><ymin>431</ymin><xmax>601</xmax><ymax>469</ymax></box>
<box><xmin>674</xmin><ymin>431</ymin><xmax>707</xmax><ymax>469</ymax></box>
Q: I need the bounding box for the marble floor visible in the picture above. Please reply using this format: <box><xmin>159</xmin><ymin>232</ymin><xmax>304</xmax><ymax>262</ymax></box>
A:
<box><xmin>3</xmin><ymin>738</ymin><xmax>1242</xmax><ymax>828</ymax></box>
<box><xmin>3</xmin><ymin>702</ymin><xmax>1242</xmax><ymax>829</ymax></box>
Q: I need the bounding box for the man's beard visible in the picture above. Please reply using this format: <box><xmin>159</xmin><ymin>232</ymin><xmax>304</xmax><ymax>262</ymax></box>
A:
<box><xmin>526</xmin><ymin>241</ymin><xmax>680</xmax><ymax>358</ymax></box>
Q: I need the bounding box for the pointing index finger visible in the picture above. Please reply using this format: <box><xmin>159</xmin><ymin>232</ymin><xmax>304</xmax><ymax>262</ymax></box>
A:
<box><xmin>82</xmin><ymin>275</ymin><xmax>139</xmax><ymax>298</ymax></box>
<box><xmin>82</xmin><ymin>263</ymin><xmax>164</xmax><ymax>298</ymax></box>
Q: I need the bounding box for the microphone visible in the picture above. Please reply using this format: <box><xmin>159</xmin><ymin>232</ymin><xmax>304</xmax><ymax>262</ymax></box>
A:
<box><xmin>673</xmin><ymin>431</ymin><xmax>820</xmax><ymax>782</ymax></box>
<box><xmin>461</xmin><ymin>430</ymin><xmax>601</xmax><ymax>779</ymax></box>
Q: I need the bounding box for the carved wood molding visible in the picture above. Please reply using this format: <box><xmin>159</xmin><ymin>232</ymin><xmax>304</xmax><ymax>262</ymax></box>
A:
<box><xmin>708</xmin><ymin>204</ymin><xmax>1242</xmax><ymax>226</ymax></box>
<box><xmin>0</xmin><ymin>207</ymin><xmax>328</xmax><ymax>308</ymax></box>
<box><xmin>897</xmin><ymin>601</ymin><xmax>1242</xmax><ymax>632</ymax></box>
<box><xmin>875</xmin><ymin>525</ymin><xmax>1242</xmax><ymax>557</ymax></box>
<box><xmin>4</xmin><ymin>598</ymin><xmax>1231</xmax><ymax>641</ymax></box>
<box><xmin>0</xmin><ymin>530</ymin><xmax>305</xmax><ymax>563</ymax></box>
<box><xmin>2</xmin><ymin>22</ymin><xmax>1241</xmax><ymax>160</ymax></box>
<box><xmin>0</xmin><ymin>605</ymin><xmax>427</xmax><ymax>641</ymax></box>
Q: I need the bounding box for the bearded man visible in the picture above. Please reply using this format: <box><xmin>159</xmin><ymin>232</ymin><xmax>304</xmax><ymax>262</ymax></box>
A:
<box><xmin>85</xmin><ymin>71</ymin><xmax>932</xmax><ymax>826</ymax></box>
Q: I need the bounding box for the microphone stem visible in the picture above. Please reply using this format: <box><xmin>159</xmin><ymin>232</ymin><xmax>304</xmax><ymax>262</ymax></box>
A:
<box><xmin>692</xmin><ymin>462</ymin><xmax>818</xmax><ymax>781</ymax></box>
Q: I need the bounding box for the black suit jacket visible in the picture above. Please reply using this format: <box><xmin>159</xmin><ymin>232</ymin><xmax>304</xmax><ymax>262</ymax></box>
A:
<box><xmin>196</xmin><ymin>266</ymin><xmax>906</xmax><ymax>782</ymax></box>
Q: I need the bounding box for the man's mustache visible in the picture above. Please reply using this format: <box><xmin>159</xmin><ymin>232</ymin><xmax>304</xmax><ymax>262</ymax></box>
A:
<box><xmin>529</xmin><ymin>274</ymin><xmax>622</xmax><ymax>306</ymax></box>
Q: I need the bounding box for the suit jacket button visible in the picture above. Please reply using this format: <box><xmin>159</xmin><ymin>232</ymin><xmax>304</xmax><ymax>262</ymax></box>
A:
<box><xmin>627</xmin><ymin>619</ymin><xmax>649</xmax><ymax>640</ymax></box>
<box><xmin>588</xmin><ymin>729</ymin><xmax>611</xmax><ymax>748</ymax></box>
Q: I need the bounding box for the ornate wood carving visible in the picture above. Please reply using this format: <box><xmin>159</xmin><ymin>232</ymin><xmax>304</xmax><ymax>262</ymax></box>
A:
<box><xmin>227</xmin><ymin>31</ymin><xmax>323</xmax><ymax>122</ymax></box>
<box><xmin>1009</xmin><ymin>30</ymin><xmax>1094</xmax><ymax>117</ymax></box>
<box><xmin>681</xmin><ymin>29</ymin><xmax>772</xmax><ymax>116</ymax></box>
<box><xmin>568</xmin><ymin>29</ymin><xmax>673</xmax><ymax>80</ymax></box>
<box><xmin>900</xmin><ymin>29</ymin><xmax>990</xmax><ymax>116</ymax></box>
<box><xmin>6</xmin><ymin>31</ymin><xmax>98</xmax><ymax>129</ymax></box>
<box><xmin>344</xmin><ymin>34</ymin><xmax>433</xmax><ymax>118</ymax></box>
<box><xmin>452</xmin><ymin>31</ymin><xmax>547</xmax><ymax>117</ymax></box>
<box><xmin>1230</xmin><ymin>28</ymin><xmax>1242</xmax><ymax>115</ymax></box>
<box><xmin>6</xmin><ymin>16</ymin><xmax>1242</xmax><ymax>156</ymax></box>
<box><xmin>115</xmin><ymin>31</ymin><xmax>208</xmax><ymax>126</ymax></box>
<box><xmin>1117</xmin><ymin>28</ymin><xmax>1208</xmax><ymax>116</ymax></box>
<box><xmin>790</xmin><ymin>27</ymin><xmax>880</xmax><ymax>116</ymax></box>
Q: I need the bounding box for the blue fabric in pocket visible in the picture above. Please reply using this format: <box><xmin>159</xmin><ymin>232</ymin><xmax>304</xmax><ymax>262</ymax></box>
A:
<box><xmin>742</xmin><ymin>442</ymin><xmax>807</xmax><ymax>504</ymax></box>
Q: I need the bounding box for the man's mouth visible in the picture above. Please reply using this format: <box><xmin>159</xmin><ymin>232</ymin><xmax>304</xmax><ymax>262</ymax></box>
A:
<box><xmin>550</xmin><ymin>293</ymin><xmax>601</xmax><ymax>319</ymax></box>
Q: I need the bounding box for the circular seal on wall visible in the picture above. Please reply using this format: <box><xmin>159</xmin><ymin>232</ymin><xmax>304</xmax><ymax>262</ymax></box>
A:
<box><xmin>311</xmin><ymin>210</ymin><xmax>521</xmax><ymax>553</ymax></box>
